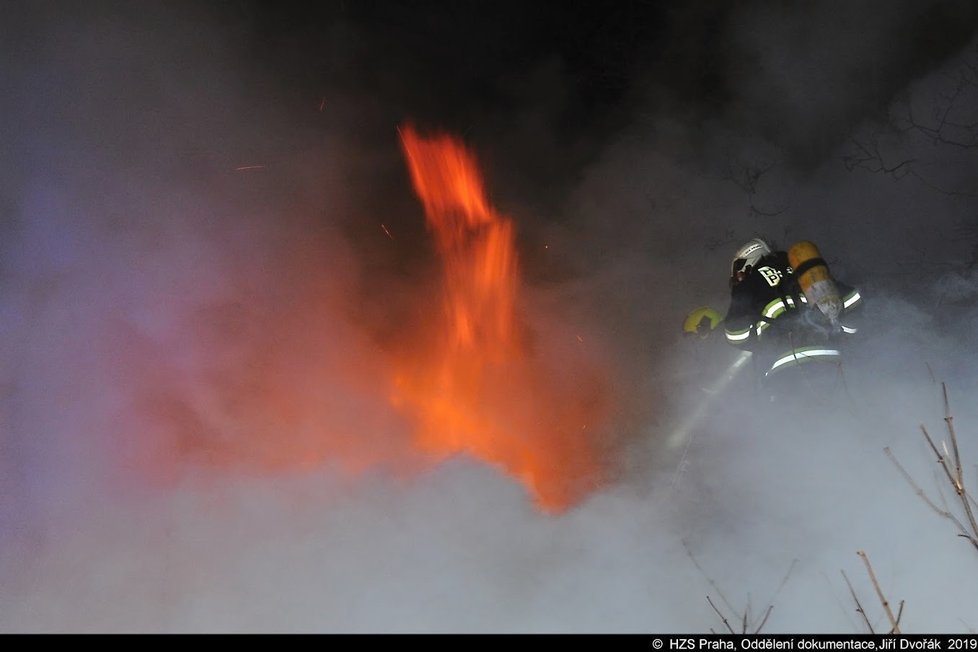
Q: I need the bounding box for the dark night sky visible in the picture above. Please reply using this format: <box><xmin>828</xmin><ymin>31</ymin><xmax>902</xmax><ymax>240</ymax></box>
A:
<box><xmin>228</xmin><ymin>0</ymin><xmax>978</xmax><ymax>165</ymax></box>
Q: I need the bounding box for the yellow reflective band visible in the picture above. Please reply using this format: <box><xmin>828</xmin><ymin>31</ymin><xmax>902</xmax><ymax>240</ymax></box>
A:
<box><xmin>841</xmin><ymin>325</ymin><xmax>858</xmax><ymax>334</ymax></box>
<box><xmin>725</xmin><ymin>328</ymin><xmax>751</xmax><ymax>342</ymax></box>
<box><xmin>768</xmin><ymin>348</ymin><xmax>841</xmax><ymax>373</ymax></box>
<box><xmin>763</xmin><ymin>298</ymin><xmax>786</xmax><ymax>319</ymax></box>
<box><xmin>762</xmin><ymin>296</ymin><xmax>799</xmax><ymax>321</ymax></box>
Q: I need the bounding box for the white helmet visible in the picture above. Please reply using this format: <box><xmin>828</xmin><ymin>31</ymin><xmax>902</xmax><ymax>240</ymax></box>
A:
<box><xmin>731</xmin><ymin>237</ymin><xmax>771</xmax><ymax>276</ymax></box>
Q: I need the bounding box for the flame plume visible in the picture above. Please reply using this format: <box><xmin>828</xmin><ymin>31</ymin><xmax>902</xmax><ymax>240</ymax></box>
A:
<box><xmin>394</xmin><ymin>125</ymin><xmax>608</xmax><ymax>511</ymax></box>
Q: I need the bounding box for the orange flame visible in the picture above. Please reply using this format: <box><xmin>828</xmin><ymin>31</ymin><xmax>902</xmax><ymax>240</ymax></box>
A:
<box><xmin>394</xmin><ymin>125</ymin><xmax>607</xmax><ymax>511</ymax></box>
<box><xmin>123</xmin><ymin>125</ymin><xmax>609</xmax><ymax>511</ymax></box>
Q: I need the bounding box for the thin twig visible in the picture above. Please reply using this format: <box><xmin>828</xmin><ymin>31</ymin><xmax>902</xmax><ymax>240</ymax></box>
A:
<box><xmin>944</xmin><ymin>384</ymin><xmax>963</xmax><ymax>493</ymax></box>
<box><xmin>753</xmin><ymin>605</ymin><xmax>775</xmax><ymax>635</ymax></box>
<box><xmin>909</xmin><ymin>387</ymin><xmax>978</xmax><ymax>549</ymax></box>
<box><xmin>744</xmin><ymin>560</ymin><xmax>795</xmax><ymax>634</ymax></box>
<box><xmin>884</xmin><ymin>447</ymin><xmax>969</xmax><ymax>530</ymax></box>
<box><xmin>841</xmin><ymin>569</ymin><xmax>874</xmax><ymax>633</ymax></box>
<box><xmin>943</xmin><ymin>385</ymin><xmax>978</xmax><ymax>542</ymax></box>
<box><xmin>857</xmin><ymin>550</ymin><xmax>900</xmax><ymax>634</ymax></box>
<box><xmin>774</xmin><ymin>559</ymin><xmax>798</xmax><ymax>597</ymax></box>
<box><xmin>707</xmin><ymin>595</ymin><xmax>736</xmax><ymax>634</ymax></box>
<box><xmin>921</xmin><ymin>425</ymin><xmax>961</xmax><ymax>495</ymax></box>
<box><xmin>686</xmin><ymin>540</ymin><xmax>779</xmax><ymax>633</ymax></box>
<box><xmin>972</xmin><ymin>465</ymin><xmax>978</xmax><ymax>512</ymax></box>
<box><xmin>824</xmin><ymin>571</ymin><xmax>860</xmax><ymax>631</ymax></box>
<box><xmin>684</xmin><ymin>540</ymin><xmax>737</xmax><ymax>615</ymax></box>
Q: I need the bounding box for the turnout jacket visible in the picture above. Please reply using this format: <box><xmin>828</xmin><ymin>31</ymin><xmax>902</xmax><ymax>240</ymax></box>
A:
<box><xmin>723</xmin><ymin>251</ymin><xmax>863</xmax><ymax>378</ymax></box>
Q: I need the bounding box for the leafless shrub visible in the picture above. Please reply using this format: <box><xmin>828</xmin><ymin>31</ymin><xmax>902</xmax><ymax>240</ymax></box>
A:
<box><xmin>885</xmin><ymin>383</ymin><xmax>978</xmax><ymax>552</ymax></box>
<box><xmin>841</xmin><ymin>551</ymin><xmax>904</xmax><ymax>634</ymax></box>
<box><xmin>683</xmin><ymin>539</ymin><xmax>794</xmax><ymax>633</ymax></box>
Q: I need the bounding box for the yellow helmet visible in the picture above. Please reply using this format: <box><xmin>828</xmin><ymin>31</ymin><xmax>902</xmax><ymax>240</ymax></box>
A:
<box><xmin>683</xmin><ymin>306</ymin><xmax>722</xmax><ymax>338</ymax></box>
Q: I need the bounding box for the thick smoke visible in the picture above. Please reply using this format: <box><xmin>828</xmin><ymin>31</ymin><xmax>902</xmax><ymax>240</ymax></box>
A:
<box><xmin>2</xmin><ymin>0</ymin><xmax>978</xmax><ymax>633</ymax></box>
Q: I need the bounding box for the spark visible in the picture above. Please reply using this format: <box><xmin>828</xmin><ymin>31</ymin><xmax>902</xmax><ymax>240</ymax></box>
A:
<box><xmin>380</xmin><ymin>223</ymin><xmax>394</xmax><ymax>240</ymax></box>
<box><xmin>318</xmin><ymin>97</ymin><xmax>327</xmax><ymax>112</ymax></box>
<box><xmin>234</xmin><ymin>165</ymin><xmax>265</xmax><ymax>172</ymax></box>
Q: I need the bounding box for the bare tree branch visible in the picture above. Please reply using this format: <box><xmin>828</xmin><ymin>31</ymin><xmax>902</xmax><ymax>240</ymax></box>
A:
<box><xmin>857</xmin><ymin>550</ymin><xmax>900</xmax><ymax>634</ymax></box>
<box><xmin>885</xmin><ymin>446</ymin><xmax>967</xmax><ymax>529</ymax></box>
<box><xmin>685</xmin><ymin>539</ymin><xmax>783</xmax><ymax>633</ymax></box>
<box><xmin>707</xmin><ymin>595</ymin><xmax>736</xmax><ymax>634</ymax></box>
<box><xmin>887</xmin><ymin>384</ymin><xmax>978</xmax><ymax>552</ymax></box>
<box><xmin>845</xmin><ymin>44</ymin><xmax>978</xmax><ymax>197</ymax></box>
<box><xmin>906</xmin><ymin>169</ymin><xmax>978</xmax><ymax>198</ymax></box>
<box><xmin>684</xmin><ymin>539</ymin><xmax>737</xmax><ymax>615</ymax></box>
<box><xmin>841</xmin><ymin>569</ymin><xmax>875</xmax><ymax>633</ymax></box>
<box><xmin>843</xmin><ymin>135</ymin><xmax>915</xmax><ymax>178</ymax></box>
<box><xmin>753</xmin><ymin>605</ymin><xmax>775</xmax><ymax>635</ymax></box>
<box><xmin>943</xmin><ymin>384</ymin><xmax>978</xmax><ymax>543</ymax></box>
<box><xmin>721</xmin><ymin>149</ymin><xmax>790</xmax><ymax>218</ymax></box>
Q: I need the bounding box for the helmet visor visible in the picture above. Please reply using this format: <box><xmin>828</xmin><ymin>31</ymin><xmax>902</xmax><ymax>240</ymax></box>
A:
<box><xmin>731</xmin><ymin>257</ymin><xmax>748</xmax><ymax>275</ymax></box>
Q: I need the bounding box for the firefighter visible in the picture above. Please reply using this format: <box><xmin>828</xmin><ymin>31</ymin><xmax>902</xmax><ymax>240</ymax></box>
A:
<box><xmin>722</xmin><ymin>237</ymin><xmax>863</xmax><ymax>398</ymax></box>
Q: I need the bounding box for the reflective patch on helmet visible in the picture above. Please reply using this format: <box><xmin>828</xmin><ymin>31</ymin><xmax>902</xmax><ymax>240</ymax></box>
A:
<box><xmin>756</xmin><ymin>266</ymin><xmax>783</xmax><ymax>287</ymax></box>
<box><xmin>740</xmin><ymin>243</ymin><xmax>764</xmax><ymax>258</ymax></box>
<box><xmin>733</xmin><ymin>239</ymin><xmax>771</xmax><ymax>272</ymax></box>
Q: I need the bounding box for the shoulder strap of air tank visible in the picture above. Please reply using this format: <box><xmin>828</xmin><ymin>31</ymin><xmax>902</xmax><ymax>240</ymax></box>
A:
<box><xmin>793</xmin><ymin>257</ymin><xmax>828</xmax><ymax>277</ymax></box>
<box><xmin>778</xmin><ymin>258</ymin><xmax>802</xmax><ymax>311</ymax></box>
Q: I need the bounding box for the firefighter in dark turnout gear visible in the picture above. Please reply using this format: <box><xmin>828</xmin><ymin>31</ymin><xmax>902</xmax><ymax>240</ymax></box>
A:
<box><xmin>723</xmin><ymin>238</ymin><xmax>863</xmax><ymax>394</ymax></box>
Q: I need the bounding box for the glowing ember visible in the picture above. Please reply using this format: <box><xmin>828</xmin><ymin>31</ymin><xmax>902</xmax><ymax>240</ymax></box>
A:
<box><xmin>393</xmin><ymin>125</ymin><xmax>607</xmax><ymax>511</ymax></box>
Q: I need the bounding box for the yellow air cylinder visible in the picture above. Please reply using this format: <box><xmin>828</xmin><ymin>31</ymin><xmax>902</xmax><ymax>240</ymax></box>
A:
<box><xmin>788</xmin><ymin>240</ymin><xmax>842</xmax><ymax>327</ymax></box>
